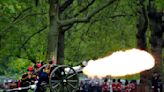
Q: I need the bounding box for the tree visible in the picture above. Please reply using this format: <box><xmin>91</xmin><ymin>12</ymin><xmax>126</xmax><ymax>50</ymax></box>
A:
<box><xmin>47</xmin><ymin>0</ymin><xmax>118</xmax><ymax>64</ymax></box>
<box><xmin>148</xmin><ymin>0</ymin><xmax>164</xmax><ymax>75</ymax></box>
<box><xmin>136</xmin><ymin>0</ymin><xmax>164</xmax><ymax>83</ymax></box>
<box><xmin>0</xmin><ymin>0</ymin><xmax>136</xmax><ymax>75</ymax></box>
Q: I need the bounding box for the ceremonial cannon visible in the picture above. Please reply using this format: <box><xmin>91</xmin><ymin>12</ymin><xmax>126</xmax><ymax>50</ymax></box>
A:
<box><xmin>37</xmin><ymin>62</ymin><xmax>86</xmax><ymax>92</ymax></box>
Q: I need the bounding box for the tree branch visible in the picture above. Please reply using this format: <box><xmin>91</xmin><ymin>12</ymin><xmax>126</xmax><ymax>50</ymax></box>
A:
<box><xmin>108</xmin><ymin>14</ymin><xmax>133</xmax><ymax>19</ymax></box>
<box><xmin>73</xmin><ymin>0</ymin><xmax>96</xmax><ymax>17</ymax></box>
<box><xmin>72</xmin><ymin>22</ymin><xmax>94</xmax><ymax>60</ymax></box>
<box><xmin>61</xmin><ymin>13</ymin><xmax>131</xmax><ymax>32</ymax></box>
<box><xmin>59</xmin><ymin>0</ymin><xmax>117</xmax><ymax>26</ymax></box>
<box><xmin>61</xmin><ymin>24</ymin><xmax>74</xmax><ymax>32</ymax></box>
<box><xmin>59</xmin><ymin>0</ymin><xmax>74</xmax><ymax>12</ymax></box>
<box><xmin>0</xmin><ymin>7</ymin><xmax>32</xmax><ymax>33</ymax></box>
<box><xmin>60</xmin><ymin>0</ymin><xmax>117</xmax><ymax>31</ymax></box>
<box><xmin>12</xmin><ymin>7</ymin><xmax>32</xmax><ymax>22</ymax></box>
<box><xmin>1</xmin><ymin>12</ymin><xmax>47</xmax><ymax>36</ymax></box>
<box><xmin>16</xmin><ymin>12</ymin><xmax>47</xmax><ymax>23</ymax></box>
<box><xmin>21</xmin><ymin>25</ymin><xmax>48</xmax><ymax>48</ymax></box>
<box><xmin>80</xmin><ymin>13</ymin><xmax>133</xmax><ymax>25</ymax></box>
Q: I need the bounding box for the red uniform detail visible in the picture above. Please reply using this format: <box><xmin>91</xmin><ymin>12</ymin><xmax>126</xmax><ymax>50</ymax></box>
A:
<box><xmin>116</xmin><ymin>83</ymin><xmax>122</xmax><ymax>91</ymax></box>
<box><xmin>129</xmin><ymin>83</ymin><xmax>135</xmax><ymax>90</ymax></box>
<box><xmin>101</xmin><ymin>82</ymin><xmax>109</xmax><ymax>92</ymax></box>
<box><xmin>17</xmin><ymin>80</ymin><xmax>21</xmax><ymax>87</ymax></box>
<box><xmin>112</xmin><ymin>83</ymin><xmax>117</xmax><ymax>91</ymax></box>
<box><xmin>27</xmin><ymin>66</ymin><xmax>33</xmax><ymax>71</ymax></box>
<box><xmin>35</xmin><ymin>63</ymin><xmax>41</xmax><ymax>68</ymax></box>
<box><xmin>125</xmin><ymin>84</ymin><xmax>131</xmax><ymax>92</ymax></box>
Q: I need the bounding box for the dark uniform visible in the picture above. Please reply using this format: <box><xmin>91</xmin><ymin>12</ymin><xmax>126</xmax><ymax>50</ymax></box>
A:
<box><xmin>35</xmin><ymin>65</ymin><xmax>50</xmax><ymax>92</ymax></box>
<box><xmin>19</xmin><ymin>73</ymin><xmax>31</xmax><ymax>92</ymax></box>
<box><xmin>151</xmin><ymin>72</ymin><xmax>163</xmax><ymax>92</ymax></box>
<box><xmin>18</xmin><ymin>66</ymin><xmax>34</xmax><ymax>92</ymax></box>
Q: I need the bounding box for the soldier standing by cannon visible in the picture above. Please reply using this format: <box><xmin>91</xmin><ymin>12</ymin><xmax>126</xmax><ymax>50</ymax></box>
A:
<box><xmin>35</xmin><ymin>60</ymin><xmax>53</xmax><ymax>92</ymax></box>
<box><xmin>17</xmin><ymin>66</ymin><xmax>34</xmax><ymax>92</ymax></box>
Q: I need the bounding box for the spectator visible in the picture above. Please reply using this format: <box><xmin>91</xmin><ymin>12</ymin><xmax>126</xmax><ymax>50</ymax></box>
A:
<box><xmin>83</xmin><ymin>81</ymin><xmax>89</xmax><ymax>92</ymax></box>
<box><xmin>157</xmin><ymin>75</ymin><xmax>163</xmax><ymax>92</ymax></box>
<box><xmin>92</xmin><ymin>80</ymin><xmax>101</xmax><ymax>92</ymax></box>
<box><xmin>78</xmin><ymin>81</ymin><xmax>84</xmax><ymax>92</ymax></box>
<box><xmin>151</xmin><ymin>72</ymin><xmax>159</xmax><ymax>92</ymax></box>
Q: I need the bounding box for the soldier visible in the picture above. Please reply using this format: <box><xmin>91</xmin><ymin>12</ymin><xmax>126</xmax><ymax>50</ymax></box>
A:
<box><xmin>129</xmin><ymin>80</ymin><xmax>136</xmax><ymax>92</ymax></box>
<box><xmin>101</xmin><ymin>78</ymin><xmax>109</xmax><ymax>92</ymax></box>
<box><xmin>35</xmin><ymin>65</ymin><xmax>50</xmax><ymax>92</ymax></box>
<box><xmin>112</xmin><ymin>79</ymin><xmax>117</xmax><ymax>92</ymax></box>
<box><xmin>124</xmin><ymin>80</ymin><xmax>131</xmax><ymax>92</ymax></box>
<box><xmin>32</xmin><ymin>63</ymin><xmax>42</xmax><ymax>83</ymax></box>
<box><xmin>115</xmin><ymin>79</ymin><xmax>122</xmax><ymax>92</ymax></box>
<box><xmin>17</xmin><ymin>66</ymin><xmax>33</xmax><ymax>92</ymax></box>
<box><xmin>34</xmin><ymin>63</ymin><xmax>42</xmax><ymax>72</ymax></box>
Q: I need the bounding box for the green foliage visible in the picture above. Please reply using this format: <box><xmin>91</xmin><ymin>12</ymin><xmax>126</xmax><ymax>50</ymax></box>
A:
<box><xmin>0</xmin><ymin>0</ymin><xmax>48</xmax><ymax>75</ymax></box>
<box><xmin>65</xmin><ymin>0</ymin><xmax>138</xmax><ymax>65</ymax></box>
<box><xmin>6</xmin><ymin>58</ymin><xmax>31</xmax><ymax>77</ymax></box>
<box><xmin>155</xmin><ymin>0</ymin><xmax>164</xmax><ymax>10</ymax></box>
<box><xmin>120</xmin><ymin>74</ymin><xmax>140</xmax><ymax>80</ymax></box>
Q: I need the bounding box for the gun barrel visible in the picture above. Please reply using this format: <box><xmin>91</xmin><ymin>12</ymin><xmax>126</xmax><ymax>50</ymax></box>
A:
<box><xmin>65</xmin><ymin>61</ymin><xmax>87</xmax><ymax>74</ymax></box>
<box><xmin>65</xmin><ymin>65</ymin><xmax>83</xmax><ymax>73</ymax></box>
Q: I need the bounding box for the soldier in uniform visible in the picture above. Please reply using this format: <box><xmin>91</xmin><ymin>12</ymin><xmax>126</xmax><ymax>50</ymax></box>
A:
<box><xmin>17</xmin><ymin>66</ymin><xmax>33</xmax><ymax>92</ymax></box>
<box><xmin>35</xmin><ymin>64</ymin><xmax>51</xmax><ymax>92</ymax></box>
<box><xmin>101</xmin><ymin>78</ymin><xmax>109</xmax><ymax>92</ymax></box>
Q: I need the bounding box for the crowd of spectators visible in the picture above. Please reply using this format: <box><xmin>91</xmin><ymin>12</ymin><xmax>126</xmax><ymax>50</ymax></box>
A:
<box><xmin>76</xmin><ymin>72</ymin><xmax>164</xmax><ymax>92</ymax></box>
<box><xmin>77</xmin><ymin>78</ymin><xmax>137</xmax><ymax>92</ymax></box>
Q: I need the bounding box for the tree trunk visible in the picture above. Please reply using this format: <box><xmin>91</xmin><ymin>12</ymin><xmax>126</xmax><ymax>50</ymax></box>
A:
<box><xmin>149</xmin><ymin>14</ymin><xmax>163</xmax><ymax>75</ymax></box>
<box><xmin>47</xmin><ymin>0</ymin><xmax>59</xmax><ymax>63</ymax></box>
<box><xmin>136</xmin><ymin>0</ymin><xmax>148</xmax><ymax>50</ymax></box>
<box><xmin>57</xmin><ymin>30</ymin><xmax>65</xmax><ymax>65</ymax></box>
<box><xmin>148</xmin><ymin>0</ymin><xmax>163</xmax><ymax>76</ymax></box>
<box><xmin>136</xmin><ymin>0</ymin><xmax>151</xmax><ymax>84</ymax></box>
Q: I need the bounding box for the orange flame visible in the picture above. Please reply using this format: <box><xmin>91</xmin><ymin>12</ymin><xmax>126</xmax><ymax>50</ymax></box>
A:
<box><xmin>82</xmin><ymin>48</ymin><xmax>155</xmax><ymax>78</ymax></box>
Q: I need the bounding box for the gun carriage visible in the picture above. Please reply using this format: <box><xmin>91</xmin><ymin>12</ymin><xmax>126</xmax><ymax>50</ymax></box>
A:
<box><xmin>37</xmin><ymin>63</ymin><xmax>85</xmax><ymax>92</ymax></box>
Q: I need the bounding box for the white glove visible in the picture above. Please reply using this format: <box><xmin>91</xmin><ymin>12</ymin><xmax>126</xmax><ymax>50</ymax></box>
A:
<box><xmin>151</xmin><ymin>86</ymin><xmax>154</xmax><ymax>88</ymax></box>
<box><xmin>31</xmin><ymin>85</ymin><xmax>36</xmax><ymax>89</ymax></box>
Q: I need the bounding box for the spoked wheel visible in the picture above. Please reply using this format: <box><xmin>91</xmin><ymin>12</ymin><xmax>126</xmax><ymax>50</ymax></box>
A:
<box><xmin>49</xmin><ymin>65</ymin><xmax>79</xmax><ymax>92</ymax></box>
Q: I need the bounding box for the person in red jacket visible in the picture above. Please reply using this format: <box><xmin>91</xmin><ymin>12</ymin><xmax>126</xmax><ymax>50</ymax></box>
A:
<box><xmin>115</xmin><ymin>79</ymin><xmax>122</xmax><ymax>92</ymax></box>
<box><xmin>101</xmin><ymin>78</ymin><xmax>109</xmax><ymax>92</ymax></box>
<box><xmin>129</xmin><ymin>80</ymin><xmax>136</xmax><ymax>92</ymax></box>
<box><xmin>112</xmin><ymin>79</ymin><xmax>117</xmax><ymax>92</ymax></box>
<box><xmin>125</xmin><ymin>80</ymin><xmax>131</xmax><ymax>92</ymax></box>
<box><xmin>112</xmin><ymin>79</ymin><xmax>122</xmax><ymax>92</ymax></box>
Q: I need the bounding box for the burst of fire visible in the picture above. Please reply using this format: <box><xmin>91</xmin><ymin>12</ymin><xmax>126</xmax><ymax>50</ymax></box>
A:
<box><xmin>82</xmin><ymin>48</ymin><xmax>155</xmax><ymax>78</ymax></box>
